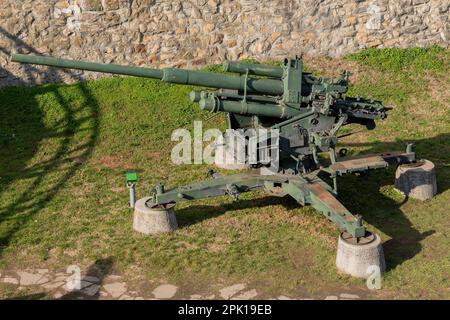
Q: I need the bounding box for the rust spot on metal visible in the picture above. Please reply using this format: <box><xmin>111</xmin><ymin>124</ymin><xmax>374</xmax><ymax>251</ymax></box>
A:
<box><xmin>306</xmin><ymin>183</ymin><xmax>353</xmax><ymax>221</ymax></box>
<box><xmin>338</xmin><ymin>155</ymin><xmax>386</xmax><ymax>170</ymax></box>
<box><xmin>330</xmin><ymin>151</ymin><xmax>415</xmax><ymax>175</ymax></box>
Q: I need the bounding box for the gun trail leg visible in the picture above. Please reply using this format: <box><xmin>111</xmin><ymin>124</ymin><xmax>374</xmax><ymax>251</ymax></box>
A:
<box><xmin>301</xmin><ymin>182</ymin><xmax>385</xmax><ymax>279</ymax></box>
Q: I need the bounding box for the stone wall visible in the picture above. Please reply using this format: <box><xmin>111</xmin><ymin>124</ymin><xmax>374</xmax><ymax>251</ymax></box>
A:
<box><xmin>0</xmin><ymin>0</ymin><xmax>448</xmax><ymax>86</ymax></box>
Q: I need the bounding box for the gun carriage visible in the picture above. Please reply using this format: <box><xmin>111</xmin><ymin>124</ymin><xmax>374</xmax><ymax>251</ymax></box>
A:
<box><xmin>12</xmin><ymin>53</ymin><xmax>434</xmax><ymax>278</ymax></box>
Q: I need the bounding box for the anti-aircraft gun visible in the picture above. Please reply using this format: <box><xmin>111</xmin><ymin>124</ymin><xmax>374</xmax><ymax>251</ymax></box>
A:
<box><xmin>11</xmin><ymin>53</ymin><xmax>425</xmax><ymax>278</ymax></box>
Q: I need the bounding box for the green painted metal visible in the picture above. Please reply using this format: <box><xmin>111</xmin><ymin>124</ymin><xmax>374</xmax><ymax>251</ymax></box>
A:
<box><xmin>198</xmin><ymin>92</ymin><xmax>299</xmax><ymax>119</ymax></box>
<box><xmin>126</xmin><ymin>172</ymin><xmax>138</xmax><ymax>183</ymax></box>
<box><xmin>282</xmin><ymin>58</ymin><xmax>303</xmax><ymax>104</ymax></box>
<box><xmin>10</xmin><ymin>54</ymin><xmax>283</xmax><ymax>95</ymax></box>
<box><xmin>11</xmin><ymin>53</ymin><xmax>164</xmax><ymax>79</ymax></box>
<box><xmin>151</xmin><ymin>160</ymin><xmax>414</xmax><ymax>238</ymax></box>
<box><xmin>11</xmin><ymin>53</ymin><xmax>419</xmax><ymax>240</ymax></box>
<box><xmin>223</xmin><ymin>60</ymin><xmax>284</xmax><ymax>78</ymax></box>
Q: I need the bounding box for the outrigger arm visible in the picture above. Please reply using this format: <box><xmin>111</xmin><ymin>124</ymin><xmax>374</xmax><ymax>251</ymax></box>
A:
<box><xmin>148</xmin><ymin>148</ymin><xmax>416</xmax><ymax>239</ymax></box>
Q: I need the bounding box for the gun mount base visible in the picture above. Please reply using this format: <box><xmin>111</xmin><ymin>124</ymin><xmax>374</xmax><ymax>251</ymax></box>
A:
<box><xmin>147</xmin><ymin>171</ymin><xmax>366</xmax><ymax>238</ymax></box>
<box><xmin>336</xmin><ymin>231</ymin><xmax>385</xmax><ymax>279</ymax></box>
<box><xmin>395</xmin><ymin>159</ymin><xmax>437</xmax><ymax>201</ymax></box>
<box><xmin>133</xmin><ymin>198</ymin><xmax>178</xmax><ymax>235</ymax></box>
<box><xmin>137</xmin><ymin>149</ymin><xmax>417</xmax><ymax>276</ymax></box>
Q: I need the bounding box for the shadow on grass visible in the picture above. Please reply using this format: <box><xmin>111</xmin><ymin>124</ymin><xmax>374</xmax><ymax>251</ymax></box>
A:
<box><xmin>176</xmin><ymin>133</ymin><xmax>449</xmax><ymax>272</ymax></box>
<box><xmin>0</xmin><ymin>28</ymin><xmax>100</xmax><ymax>256</ymax></box>
<box><xmin>339</xmin><ymin>172</ymin><xmax>436</xmax><ymax>272</ymax></box>
<box><xmin>7</xmin><ymin>293</ymin><xmax>48</xmax><ymax>300</ymax></box>
<box><xmin>337</xmin><ymin>133</ymin><xmax>448</xmax><ymax>271</ymax></box>
<box><xmin>341</xmin><ymin>133</ymin><xmax>450</xmax><ymax>193</ymax></box>
<box><xmin>176</xmin><ymin>195</ymin><xmax>299</xmax><ymax>226</ymax></box>
<box><xmin>59</xmin><ymin>257</ymin><xmax>114</xmax><ymax>300</ymax></box>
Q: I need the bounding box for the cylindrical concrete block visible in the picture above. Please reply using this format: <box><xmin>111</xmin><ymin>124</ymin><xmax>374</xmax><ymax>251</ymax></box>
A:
<box><xmin>214</xmin><ymin>134</ymin><xmax>250</xmax><ymax>170</ymax></box>
<box><xmin>336</xmin><ymin>232</ymin><xmax>385</xmax><ymax>279</ymax></box>
<box><xmin>395</xmin><ymin>159</ymin><xmax>437</xmax><ymax>201</ymax></box>
<box><xmin>133</xmin><ymin>197</ymin><xmax>178</xmax><ymax>235</ymax></box>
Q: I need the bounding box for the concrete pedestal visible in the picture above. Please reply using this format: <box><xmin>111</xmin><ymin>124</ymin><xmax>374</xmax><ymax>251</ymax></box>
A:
<box><xmin>336</xmin><ymin>232</ymin><xmax>385</xmax><ymax>279</ymax></box>
<box><xmin>133</xmin><ymin>197</ymin><xmax>178</xmax><ymax>235</ymax></box>
<box><xmin>395</xmin><ymin>159</ymin><xmax>437</xmax><ymax>201</ymax></box>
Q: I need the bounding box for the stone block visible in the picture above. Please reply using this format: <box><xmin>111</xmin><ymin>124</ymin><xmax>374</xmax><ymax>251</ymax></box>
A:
<box><xmin>336</xmin><ymin>232</ymin><xmax>385</xmax><ymax>279</ymax></box>
<box><xmin>395</xmin><ymin>160</ymin><xmax>437</xmax><ymax>201</ymax></box>
<box><xmin>104</xmin><ymin>0</ymin><xmax>120</xmax><ymax>10</ymax></box>
<box><xmin>80</xmin><ymin>0</ymin><xmax>103</xmax><ymax>11</ymax></box>
<box><xmin>133</xmin><ymin>198</ymin><xmax>178</xmax><ymax>235</ymax></box>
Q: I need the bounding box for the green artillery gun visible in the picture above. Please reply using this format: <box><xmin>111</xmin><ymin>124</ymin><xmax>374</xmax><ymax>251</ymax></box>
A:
<box><xmin>11</xmin><ymin>53</ymin><xmax>432</xmax><ymax>278</ymax></box>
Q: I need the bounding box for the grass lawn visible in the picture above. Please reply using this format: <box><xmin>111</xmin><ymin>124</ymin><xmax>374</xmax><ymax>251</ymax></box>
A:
<box><xmin>0</xmin><ymin>47</ymin><xmax>449</xmax><ymax>299</ymax></box>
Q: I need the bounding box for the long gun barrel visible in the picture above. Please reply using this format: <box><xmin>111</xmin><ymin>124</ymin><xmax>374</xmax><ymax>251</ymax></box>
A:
<box><xmin>223</xmin><ymin>61</ymin><xmax>283</xmax><ymax>78</ymax></box>
<box><xmin>10</xmin><ymin>53</ymin><xmax>283</xmax><ymax>96</ymax></box>
<box><xmin>10</xmin><ymin>53</ymin><xmax>387</xmax><ymax>124</ymax></box>
<box><xmin>10</xmin><ymin>52</ymin><xmax>390</xmax><ymax>176</ymax></box>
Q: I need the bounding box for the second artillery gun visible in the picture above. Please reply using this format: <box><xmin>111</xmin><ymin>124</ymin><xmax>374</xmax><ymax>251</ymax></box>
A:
<box><xmin>11</xmin><ymin>53</ymin><xmax>426</xmax><ymax>278</ymax></box>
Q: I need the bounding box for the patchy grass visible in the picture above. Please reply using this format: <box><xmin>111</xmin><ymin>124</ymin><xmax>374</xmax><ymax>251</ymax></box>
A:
<box><xmin>346</xmin><ymin>45</ymin><xmax>448</xmax><ymax>74</ymax></box>
<box><xmin>0</xmin><ymin>47</ymin><xmax>449</xmax><ymax>299</ymax></box>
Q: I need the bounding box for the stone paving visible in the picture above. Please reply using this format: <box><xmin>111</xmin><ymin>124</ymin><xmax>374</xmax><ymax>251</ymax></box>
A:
<box><xmin>0</xmin><ymin>269</ymin><xmax>361</xmax><ymax>300</ymax></box>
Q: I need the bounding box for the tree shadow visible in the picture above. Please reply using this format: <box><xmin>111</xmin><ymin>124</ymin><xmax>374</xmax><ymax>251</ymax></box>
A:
<box><xmin>0</xmin><ymin>26</ymin><xmax>85</xmax><ymax>88</ymax></box>
<box><xmin>0</xmin><ymin>28</ymin><xmax>100</xmax><ymax>256</ymax></box>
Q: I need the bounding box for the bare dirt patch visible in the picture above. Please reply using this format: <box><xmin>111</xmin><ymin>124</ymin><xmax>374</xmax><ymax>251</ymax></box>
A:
<box><xmin>97</xmin><ymin>155</ymin><xmax>136</xmax><ymax>170</ymax></box>
<box><xmin>147</xmin><ymin>151</ymin><xmax>162</xmax><ymax>160</ymax></box>
<box><xmin>303</xmin><ymin>56</ymin><xmax>364</xmax><ymax>83</ymax></box>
